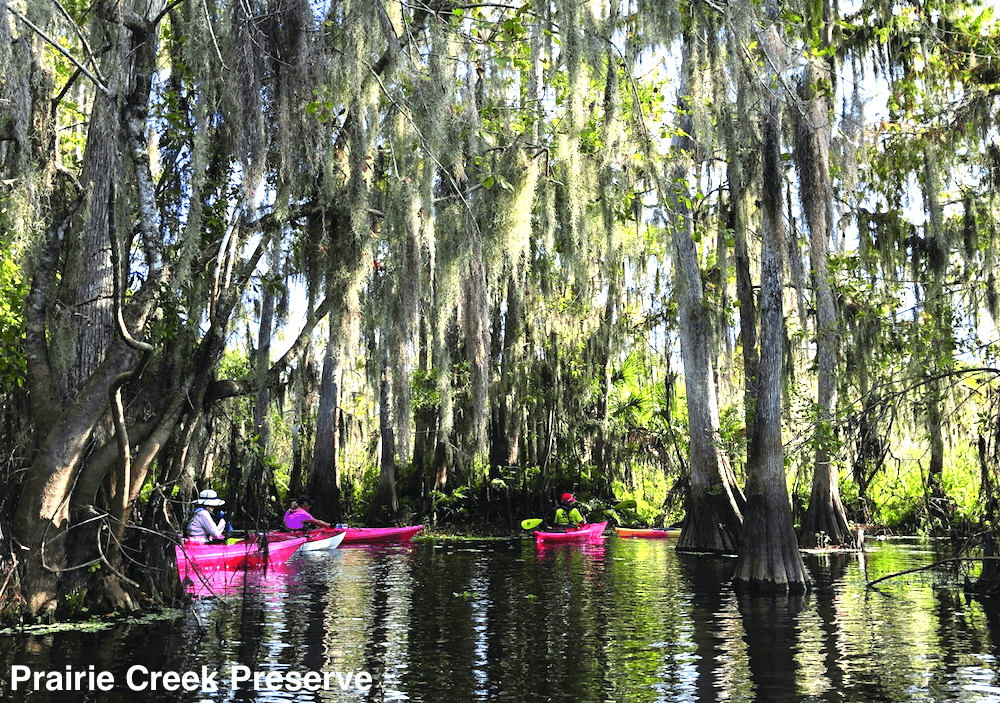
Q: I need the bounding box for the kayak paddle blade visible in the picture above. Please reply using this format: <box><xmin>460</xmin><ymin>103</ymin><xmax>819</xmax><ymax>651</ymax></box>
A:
<box><xmin>613</xmin><ymin>500</ymin><xmax>637</xmax><ymax>511</ymax></box>
<box><xmin>521</xmin><ymin>518</ymin><xmax>543</xmax><ymax>530</ymax></box>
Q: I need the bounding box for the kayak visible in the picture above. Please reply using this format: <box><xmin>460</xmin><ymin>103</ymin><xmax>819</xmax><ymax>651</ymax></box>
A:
<box><xmin>268</xmin><ymin>528</ymin><xmax>347</xmax><ymax>551</ymax></box>
<box><xmin>176</xmin><ymin>536</ymin><xmax>307</xmax><ymax>577</ymax></box>
<box><xmin>340</xmin><ymin>525</ymin><xmax>423</xmax><ymax>544</ymax></box>
<box><xmin>535</xmin><ymin>521</ymin><xmax>607</xmax><ymax>544</ymax></box>
<box><xmin>615</xmin><ymin>527</ymin><xmax>681</xmax><ymax>539</ymax></box>
<box><xmin>300</xmin><ymin>529</ymin><xmax>346</xmax><ymax>551</ymax></box>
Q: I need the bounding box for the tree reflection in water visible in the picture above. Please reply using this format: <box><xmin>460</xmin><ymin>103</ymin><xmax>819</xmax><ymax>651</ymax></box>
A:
<box><xmin>5</xmin><ymin>538</ymin><xmax>1000</xmax><ymax>702</ymax></box>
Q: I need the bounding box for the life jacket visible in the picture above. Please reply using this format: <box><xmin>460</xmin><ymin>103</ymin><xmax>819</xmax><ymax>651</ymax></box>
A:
<box><xmin>555</xmin><ymin>505</ymin><xmax>581</xmax><ymax>526</ymax></box>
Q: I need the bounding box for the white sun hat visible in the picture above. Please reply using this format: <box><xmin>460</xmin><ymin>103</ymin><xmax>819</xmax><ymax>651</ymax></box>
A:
<box><xmin>194</xmin><ymin>489</ymin><xmax>225</xmax><ymax>507</ymax></box>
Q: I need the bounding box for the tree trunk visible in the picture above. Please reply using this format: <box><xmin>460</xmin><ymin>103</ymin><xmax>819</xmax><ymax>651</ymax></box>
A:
<box><xmin>14</xmin><ymin>350</ymin><xmax>135</xmax><ymax>617</ymax></box>
<box><xmin>310</xmin><ymin>314</ymin><xmax>343</xmax><ymax>525</ymax></box>
<box><xmin>413</xmin><ymin>315</ymin><xmax>436</xmax><ymax>483</ymax></box>
<box><xmin>922</xmin><ymin>145</ymin><xmax>951</xmax><ymax>528</ymax></box>
<box><xmin>735</xmin><ymin>234</ymin><xmax>809</xmax><ymax>593</ymax></box>
<box><xmin>367</xmin><ymin>349</ymin><xmax>399</xmax><ymax>525</ymax></box>
<box><xmin>13</xmin><ymin>0</ymin><xmax>168</xmax><ymax>617</ymax></box>
<box><xmin>719</xmin><ymin>37</ymin><xmax>760</xmax><ymax>459</ymax></box>
<box><xmin>733</xmin><ymin>22</ymin><xmax>808</xmax><ymax>594</ymax></box>
<box><xmin>495</xmin><ymin>276</ymin><xmax>523</xmax><ymax>473</ymax></box>
<box><xmin>289</xmin><ymin>342</ymin><xmax>312</xmax><ymax>499</ymax></box>
<box><xmin>246</xmin><ymin>241</ymin><xmax>276</xmax><ymax>526</ymax></box>
<box><xmin>593</xmin><ymin>259</ymin><xmax>619</xmax><ymax>498</ymax></box>
<box><xmin>796</xmin><ymin>54</ymin><xmax>850</xmax><ymax>548</ymax></box>
<box><xmin>967</xmin><ymin>434</ymin><xmax>1000</xmax><ymax>594</ymax></box>
<box><xmin>669</xmin><ymin>31</ymin><xmax>744</xmax><ymax>555</ymax></box>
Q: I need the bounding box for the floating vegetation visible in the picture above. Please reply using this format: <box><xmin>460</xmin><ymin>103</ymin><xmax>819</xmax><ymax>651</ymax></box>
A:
<box><xmin>0</xmin><ymin>609</ymin><xmax>184</xmax><ymax>637</ymax></box>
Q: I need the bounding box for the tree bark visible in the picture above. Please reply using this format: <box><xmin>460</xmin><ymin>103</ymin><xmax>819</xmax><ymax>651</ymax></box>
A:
<box><xmin>12</xmin><ymin>0</ymin><xmax>169</xmax><ymax>615</ymax></box>
<box><xmin>367</xmin><ymin>349</ymin><xmax>399</xmax><ymax>525</ymax></box>
<box><xmin>724</xmin><ymin>88</ymin><xmax>759</xmax><ymax>438</ymax></box>
<box><xmin>735</xmin><ymin>234</ymin><xmax>809</xmax><ymax>593</ymax></box>
<box><xmin>241</xmin><ymin>239</ymin><xmax>277</xmax><ymax>527</ymax></box>
<box><xmin>310</xmin><ymin>313</ymin><xmax>343</xmax><ymax>524</ymax></box>
<box><xmin>733</xmin><ymin>21</ymin><xmax>808</xmax><ymax>594</ymax></box>
<box><xmin>922</xmin><ymin>145</ymin><xmax>951</xmax><ymax>527</ymax></box>
<box><xmin>669</xmin><ymin>30</ymin><xmax>745</xmax><ymax>555</ymax></box>
<box><xmin>13</xmin><ymin>347</ymin><xmax>135</xmax><ymax>616</ymax></box>
<box><xmin>796</xmin><ymin>54</ymin><xmax>850</xmax><ymax>548</ymax></box>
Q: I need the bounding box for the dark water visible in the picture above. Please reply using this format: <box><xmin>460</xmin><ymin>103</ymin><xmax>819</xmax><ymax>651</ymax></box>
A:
<box><xmin>2</xmin><ymin>536</ymin><xmax>1000</xmax><ymax>702</ymax></box>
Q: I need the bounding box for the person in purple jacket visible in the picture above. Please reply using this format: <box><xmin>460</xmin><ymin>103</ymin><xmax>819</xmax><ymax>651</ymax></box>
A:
<box><xmin>282</xmin><ymin>495</ymin><xmax>331</xmax><ymax>531</ymax></box>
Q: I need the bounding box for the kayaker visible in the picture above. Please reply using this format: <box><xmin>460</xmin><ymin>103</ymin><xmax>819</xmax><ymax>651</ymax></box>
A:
<box><xmin>554</xmin><ymin>493</ymin><xmax>586</xmax><ymax>528</ymax></box>
<box><xmin>283</xmin><ymin>495</ymin><xmax>331</xmax><ymax>531</ymax></box>
<box><xmin>186</xmin><ymin>489</ymin><xmax>227</xmax><ymax>543</ymax></box>
<box><xmin>281</xmin><ymin>498</ymin><xmax>299</xmax><ymax>525</ymax></box>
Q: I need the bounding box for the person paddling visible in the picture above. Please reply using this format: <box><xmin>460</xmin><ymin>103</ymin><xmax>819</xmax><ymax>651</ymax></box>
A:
<box><xmin>282</xmin><ymin>495</ymin><xmax>331</xmax><ymax>531</ymax></box>
<box><xmin>553</xmin><ymin>493</ymin><xmax>586</xmax><ymax>529</ymax></box>
<box><xmin>186</xmin><ymin>489</ymin><xmax>227</xmax><ymax>543</ymax></box>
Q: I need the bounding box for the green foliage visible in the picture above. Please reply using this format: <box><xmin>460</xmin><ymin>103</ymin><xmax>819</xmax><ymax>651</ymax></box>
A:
<box><xmin>0</xmin><ymin>254</ymin><xmax>26</xmax><ymax>389</ymax></box>
<box><xmin>718</xmin><ymin>404</ymin><xmax>747</xmax><ymax>478</ymax></box>
<box><xmin>859</xmin><ymin>437</ymin><xmax>982</xmax><ymax>531</ymax></box>
<box><xmin>609</xmin><ymin>485</ymin><xmax>671</xmax><ymax>527</ymax></box>
<box><xmin>219</xmin><ymin>348</ymin><xmax>251</xmax><ymax>378</ymax></box>
<box><xmin>411</xmin><ymin>368</ymin><xmax>441</xmax><ymax>411</ymax></box>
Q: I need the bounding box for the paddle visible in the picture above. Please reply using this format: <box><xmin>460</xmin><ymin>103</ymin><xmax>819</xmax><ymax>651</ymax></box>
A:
<box><xmin>521</xmin><ymin>499</ymin><xmax>633</xmax><ymax>531</ymax></box>
<box><xmin>519</xmin><ymin>518</ymin><xmax>584</xmax><ymax>532</ymax></box>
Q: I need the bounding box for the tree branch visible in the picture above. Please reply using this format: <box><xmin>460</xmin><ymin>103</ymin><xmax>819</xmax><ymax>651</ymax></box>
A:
<box><xmin>867</xmin><ymin>556</ymin><xmax>1000</xmax><ymax>589</ymax></box>
<box><xmin>6</xmin><ymin>4</ymin><xmax>111</xmax><ymax>98</ymax></box>
<box><xmin>52</xmin><ymin>0</ymin><xmax>107</xmax><ymax>88</ymax></box>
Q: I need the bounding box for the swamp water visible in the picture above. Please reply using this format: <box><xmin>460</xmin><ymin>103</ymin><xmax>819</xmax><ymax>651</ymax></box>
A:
<box><xmin>2</xmin><ymin>536</ymin><xmax>999</xmax><ymax>702</ymax></box>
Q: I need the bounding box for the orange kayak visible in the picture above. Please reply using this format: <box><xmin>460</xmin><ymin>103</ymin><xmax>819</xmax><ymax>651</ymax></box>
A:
<box><xmin>615</xmin><ymin>527</ymin><xmax>681</xmax><ymax>539</ymax></box>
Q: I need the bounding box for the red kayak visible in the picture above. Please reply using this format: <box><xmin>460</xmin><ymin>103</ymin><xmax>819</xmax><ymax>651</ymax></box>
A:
<box><xmin>535</xmin><ymin>521</ymin><xmax>607</xmax><ymax>545</ymax></box>
<box><xmin>176</xmin><ymin>536</ymin><xmax>306</xmax><ymax>578</ymax></box>
<box><xmin>340</xmin><ymin>525</ymin><xmax>423</xmax><ymax>544</ymax></box>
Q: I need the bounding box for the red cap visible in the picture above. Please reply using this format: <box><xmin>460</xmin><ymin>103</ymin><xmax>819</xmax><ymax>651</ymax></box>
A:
<box><xmin>561</xmin><ymin>493</ymin><xmax>575</xmax><ymax>503</ymax></box>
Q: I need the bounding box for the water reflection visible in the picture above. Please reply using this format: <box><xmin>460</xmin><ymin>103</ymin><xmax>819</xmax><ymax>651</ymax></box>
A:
<box><xmin>6</xmin><ymin>538</ymin><xmax>1000</xmax><ymax>702</ymax></box>
<box><xmin>678</xmin><ymin>553</ymin><xmax>749</xmax><ymax>702</ymax></box>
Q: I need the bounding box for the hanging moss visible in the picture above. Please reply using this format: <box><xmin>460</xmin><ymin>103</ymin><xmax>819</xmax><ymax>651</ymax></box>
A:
<box><xmin>638</xmin><ymin>0</ymin><xmax>681</xmax><ymax>43</ymax></box>
<box><xmin>490</xmin><ymin>150</ymin><xmax>539</xmax><ymax>272</ymax></box>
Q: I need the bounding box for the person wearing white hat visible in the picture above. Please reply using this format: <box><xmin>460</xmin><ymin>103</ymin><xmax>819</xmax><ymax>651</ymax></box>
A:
<box><xmin>185</xmin><ymin>489</ymin><xmax>227</xmax><ymax>543</ymax></box>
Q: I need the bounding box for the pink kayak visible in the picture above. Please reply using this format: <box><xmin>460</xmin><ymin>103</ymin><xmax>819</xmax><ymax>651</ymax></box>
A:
<box><xmin>176</xmin><ymin>536</ymin><xmax>307</xmax><ymax>578</ymax></box>
<box><xmin>535</xmin><ymin>521</ymin><xmax>607</xmax><ymax>544</ymax></box>
<box><xmin>340</xmin><ymin>525</ymin><xmax>423</xmax><ymax>544</ymax></box>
